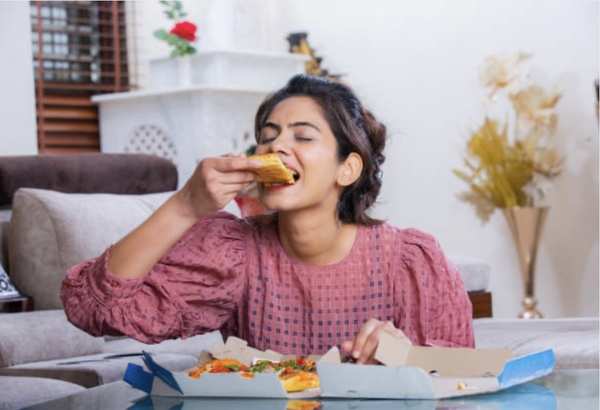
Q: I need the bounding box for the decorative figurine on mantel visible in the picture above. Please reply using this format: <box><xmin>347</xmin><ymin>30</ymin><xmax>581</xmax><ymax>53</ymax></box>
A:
<box><xmin>454</xmin><ymin>53</ymin><xmax>564</xmax><ymax>319</ymax></box>
<box><xmin>286</xmin><ymin>32</ymin><xmax>342</xmax><ymax>80</ymax></box>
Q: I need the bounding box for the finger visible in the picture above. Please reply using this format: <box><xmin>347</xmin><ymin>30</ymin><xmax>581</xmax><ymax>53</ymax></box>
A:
<box><xmin>238</xmin><ymin>181</ymin><xmax>258</xmax><ymax>196</ymax></box>
<box><xmin>351</xmin><ymin>319</ymin><xmax>381</xmax><ymax>360</ymax></box>
<box><xmin>341</xmin><ymin>340</ymin><xmax>353</xmax><ymax>354</ymax></box>
<box><xmin>221</xmin><ymin>153</ymin><xmax>249</xmax><ymax>160</ymax></box>
<box><xmin>214</xmin><ymin>156</ymin><xmax>262</xmax><ymax>172</ymax></box>
<box><xmin>219</xmin><ymin>171</ymin><xmax>256</xmax><ymax>185</ymax></box>
<box><xmin>223</xmin><ymin>183</ymin><xmax>252</xmax><ymax>198</ymax></box>
<box><xmin>222</xmin><ymin>182</ymin><xmax>254</xmax><ymax>196</ymax></box>
<box><xmin>381</xmin><ymin>321</ymin><xmax>408</xmax><ymax>342</ymax></box>
<box><xmin>358</xmin><ymin>321</ymin><xmax>388</xmax><ymax>364</ymax></box>
<box><xmin>383</xmin><ymin>321</ymin><xmax>399</xmax><ymax>334</ymax></box>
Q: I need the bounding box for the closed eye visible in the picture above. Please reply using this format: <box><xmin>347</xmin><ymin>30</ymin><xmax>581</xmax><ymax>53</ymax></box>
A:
<box><xmin>295</xmin><ymin>135</ymin><xmax>313</xmax><ymax>142</ymax></box>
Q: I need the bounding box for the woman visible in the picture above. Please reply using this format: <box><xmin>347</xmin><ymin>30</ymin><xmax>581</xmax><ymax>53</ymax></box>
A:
<box><xmin>61</xmin><ymin>75</ymin><xmax>474</xmax><ymax>364</ymax></box>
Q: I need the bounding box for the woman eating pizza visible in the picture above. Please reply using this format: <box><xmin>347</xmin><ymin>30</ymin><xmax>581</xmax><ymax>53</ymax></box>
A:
<box><xmin>61</xmin><ymin>75</ymin><xmax>474</xmax><ymax>364</ymax></box>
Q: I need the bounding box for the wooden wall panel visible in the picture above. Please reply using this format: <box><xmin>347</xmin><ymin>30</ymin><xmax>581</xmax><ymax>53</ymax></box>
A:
<box><xmin>30</xmin><ymin>1</ymin><xmax>131</xmax><ymax>154</ymax></box>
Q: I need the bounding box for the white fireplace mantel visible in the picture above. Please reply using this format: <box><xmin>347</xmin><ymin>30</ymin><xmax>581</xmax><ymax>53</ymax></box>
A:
<box><xmin>93</xmin><ymin>50</ymin><xmax>308</xmax><ymax>187</ymax></box>
<box><xmin>92</xmin><ymin>84</ymin><xmax>275</xmax><ymax>104</ymax></box>
<box><xmin>94</xmin><ymin>86</ymin><xmax>267</xmax><ymax>187</ymax></box>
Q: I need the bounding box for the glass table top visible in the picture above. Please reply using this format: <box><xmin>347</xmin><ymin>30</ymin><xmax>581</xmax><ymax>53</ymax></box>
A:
<box><xmin>24</xmin><ymin>369</ymin><xmax>599</xmax><ymax>410</ymax></box>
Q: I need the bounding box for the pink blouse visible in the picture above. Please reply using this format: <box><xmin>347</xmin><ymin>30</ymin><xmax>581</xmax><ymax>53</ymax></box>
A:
<box><xmin>61</xmin><ymin>212</ymin><xmax>474</xmax><ymax>354</ymax></box>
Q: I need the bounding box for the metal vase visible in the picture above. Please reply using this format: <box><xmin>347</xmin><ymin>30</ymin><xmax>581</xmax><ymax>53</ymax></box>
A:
<box><xmin>502</xmin><ymin>207</ymin><xmax>549</xmax><ymax>319</ymax></box>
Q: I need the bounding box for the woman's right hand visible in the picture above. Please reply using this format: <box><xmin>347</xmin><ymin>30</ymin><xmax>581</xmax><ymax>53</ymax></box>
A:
<box><xmin>107</xmin><ymin>155</ymin><xmax>262</xmax><ymax>280</ymax></box>
<box><xmin>175</xmin><ymin>155</ymin><xmax>263</xmax><ymax>221</ymax></box>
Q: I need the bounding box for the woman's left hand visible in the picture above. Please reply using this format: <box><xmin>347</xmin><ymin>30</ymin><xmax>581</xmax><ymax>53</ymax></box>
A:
<box><xmin>341</xmin><ymin>319</ymin><xmax>401</xmax><ymax>364</ymax></box>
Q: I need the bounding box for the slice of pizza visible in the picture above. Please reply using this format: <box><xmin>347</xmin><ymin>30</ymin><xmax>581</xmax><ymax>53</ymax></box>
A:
<box><xmin>187</xmin><ymin>356</ymin><xmax>320</xmax><ymax>393</ymax></box>
<box><xmin>286</xmin><ymin>400</ymin><xmax>322</xmax><ymax>410</ymax></box>
<box><xmin>279</xmin><ymin>368</ymin><xmax>320</xmax><ymax>393</ymax></box>
<box><xmin>248</xmin><ymin>153</ymin><xmax>296</xmax><ymax>185</ymax></box>
<box><xmin>188</xmin><ymin>358</ymin><xmax>249</xmax><ymax>379</ymax></box>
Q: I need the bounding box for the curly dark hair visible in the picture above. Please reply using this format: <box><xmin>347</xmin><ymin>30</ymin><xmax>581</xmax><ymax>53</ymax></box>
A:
<box><xmin>254</xmin><ymin>74</ymin><xmax>387</xmax><ymax>225</ymax></box>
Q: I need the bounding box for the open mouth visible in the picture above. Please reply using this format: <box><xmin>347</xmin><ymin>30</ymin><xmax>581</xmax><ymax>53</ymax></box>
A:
<box><xmin>263</xmin><ymin>169</ymin><xmax>300</xmax><ymax>190</ymax></box>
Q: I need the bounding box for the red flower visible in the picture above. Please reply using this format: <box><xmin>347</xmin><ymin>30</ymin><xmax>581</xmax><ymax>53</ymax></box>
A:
<box><xmin>170</xmin><ymin>21</ymin><xmax>197</xmax><ymax>42</ymax></box>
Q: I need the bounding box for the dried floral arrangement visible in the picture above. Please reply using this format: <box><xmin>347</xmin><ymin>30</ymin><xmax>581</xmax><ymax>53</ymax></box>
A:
<box><xmin>453</xmin><ymin>53</ymin><xmax>563</xmax><ymax>222</ymax></box>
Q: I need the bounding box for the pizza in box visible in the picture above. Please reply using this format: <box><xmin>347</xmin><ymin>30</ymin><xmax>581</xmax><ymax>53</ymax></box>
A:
<box><xmin>187</xmin><ymin>357</ymin><xmax>320</xmax><ymax>393</ymax></box>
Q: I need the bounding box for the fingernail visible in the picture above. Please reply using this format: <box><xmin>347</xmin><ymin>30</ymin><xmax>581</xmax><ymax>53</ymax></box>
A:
<box><xmin>352</xmin><ymin>350</ymin><xmax>359</xmax><ymax>359</ymax></box>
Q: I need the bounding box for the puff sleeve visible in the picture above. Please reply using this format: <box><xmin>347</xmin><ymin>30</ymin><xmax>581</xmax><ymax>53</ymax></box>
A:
<box><xmin>399</xmin><ymin>229</ymin><xmax>475</xmax><ymax>348</ymax></box>
<box><xmin>61</xmin><ymin>212</ymin><xmax>249</xmax><ymax>344</ymax></box>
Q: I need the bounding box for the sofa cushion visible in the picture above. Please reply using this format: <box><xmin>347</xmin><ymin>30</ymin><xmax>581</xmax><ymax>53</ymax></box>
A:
<box><xmin>0</xmin><ymin>375</ymin><xmax>85</xmax><ymax>410</ymax></box>
<box><xmin>0</xmin><ymin>310</ymin><xmax>104</xmax><ymax>367</ymax></box>
<box><xmin>103</xmin><ymin>330</ymin><xmax>223</xmax><ymax>358</ymax></box>
<box><xmin>16</xmin><ymin>380</ymin><xmax>147</xmax><ymax>410</ymax></box>
<box><xmin>8</xmin><ymin>188</ymin><xmax>172</xmax><ymax>310</ymax></box>
<box><xmin>1</xmin><ymin>352</ymin><xmax>197</xmax><ymax>387</ymax></box>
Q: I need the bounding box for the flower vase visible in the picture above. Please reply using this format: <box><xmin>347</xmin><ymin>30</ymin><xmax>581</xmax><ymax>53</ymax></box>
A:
<box><xmin>502</xmin><ymin>206</ymin><xmax>549</xmax><ymax>319</ymax></box>
<box><xmin>177</xmin><ymin>55</ymin><xmax>192</xmax><ymax>87</ymax></box>
<box><xmin>149</xmin><ymin>56</ymin><xmax>194</xmax><ymax>88</ymax></box>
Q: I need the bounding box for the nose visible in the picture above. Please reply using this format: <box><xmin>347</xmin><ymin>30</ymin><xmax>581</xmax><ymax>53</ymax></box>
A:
<box><xmin>269</xmin><ymin>133</ymin><xmax>292</xmax><ymax>157</ymax></box>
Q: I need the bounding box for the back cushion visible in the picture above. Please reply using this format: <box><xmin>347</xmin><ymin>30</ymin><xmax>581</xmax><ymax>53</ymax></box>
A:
<box><xmin>8</xmin><ymin>188</ymin><xmax>172</xmax><ymax>310</ymax></box>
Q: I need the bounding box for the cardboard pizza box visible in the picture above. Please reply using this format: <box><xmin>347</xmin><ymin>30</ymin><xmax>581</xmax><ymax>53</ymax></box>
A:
<box><xmin>317</xmin><ymin>328</ymin><xmax>555</xmax><ymax>399</ymax></box>
<box><xmin>123</xmin><ymin>332</ymin><xmax>555</xmax><ymax>400</ymax></box>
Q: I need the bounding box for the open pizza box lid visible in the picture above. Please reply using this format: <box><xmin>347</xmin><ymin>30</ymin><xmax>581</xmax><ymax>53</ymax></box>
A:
<box><xmin>123</xmin><ymin>332</ymin><xmax>554</xmax><ymax>400</ymax></box>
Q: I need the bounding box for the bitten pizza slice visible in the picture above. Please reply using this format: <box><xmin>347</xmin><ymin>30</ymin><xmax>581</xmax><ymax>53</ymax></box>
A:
<box><xmin>248</xmin><ymin>153</ymin><xmax>296</xmax><ymax>185</ymax></box>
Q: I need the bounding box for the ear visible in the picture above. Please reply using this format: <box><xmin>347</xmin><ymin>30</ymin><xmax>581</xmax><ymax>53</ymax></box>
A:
<box><xmin>337</xmin><ymin>152</ymin><xmax>363</xmax><ymax>187</ymax></box>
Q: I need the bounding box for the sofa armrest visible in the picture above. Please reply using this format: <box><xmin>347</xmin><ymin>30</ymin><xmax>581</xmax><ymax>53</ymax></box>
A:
<box><xmin>0</xmin><ymin>310</ymin><xmax>104</xmax><ymax>367</ymax></box>
<box><xmin>0</xmin><ymin>367</ymin><xmax>101</xmax><ymax>389</ymax></box>
<box><xmin>474</xmin><ymin>317</ymin><xmax>599</xmax><ymax>369</ymax></box>
<box><xmin>0</xmin><ymin>352</ymin><xmax>197</xmax><ymax>387</ymax></box>
<box><xmin>0</xmin><ymin>375</ymin><xmax>86</xmax><ymax>410</ymax></box>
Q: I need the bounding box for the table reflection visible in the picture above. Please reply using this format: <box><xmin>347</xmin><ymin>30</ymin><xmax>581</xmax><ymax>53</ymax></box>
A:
<box><xmin>24</xmin><ymin>369</ymin><xmax>597</xmax><ymax>410</ymax></box>
<box><xmin>129</xmin><ymin>382</ymin><xmax>557</xmax><ymax>410</ymax></box>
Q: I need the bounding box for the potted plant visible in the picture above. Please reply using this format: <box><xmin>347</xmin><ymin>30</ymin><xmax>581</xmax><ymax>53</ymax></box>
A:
<box><xmin>151</xmin><ymin>0</ymin><xmax>198</xmax><ymax>87</ymax></box>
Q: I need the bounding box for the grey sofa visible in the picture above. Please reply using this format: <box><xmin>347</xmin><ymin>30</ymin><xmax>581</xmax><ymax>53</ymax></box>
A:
<box><xmin>0</xmin><ymin>154</ymin><xmax>597</xmax><ymax>410</ymax></box>
<box><xmin>0</xmin><ymin>154</ymin><xmax>221</xmax><ymax>410</ymax></box>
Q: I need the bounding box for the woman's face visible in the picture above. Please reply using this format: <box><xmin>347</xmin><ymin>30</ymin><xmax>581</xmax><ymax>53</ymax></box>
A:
<box><xmin>255</xmin><ymin>96</ymin><xmax>344</xmax><ymax>213</ymax></box>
